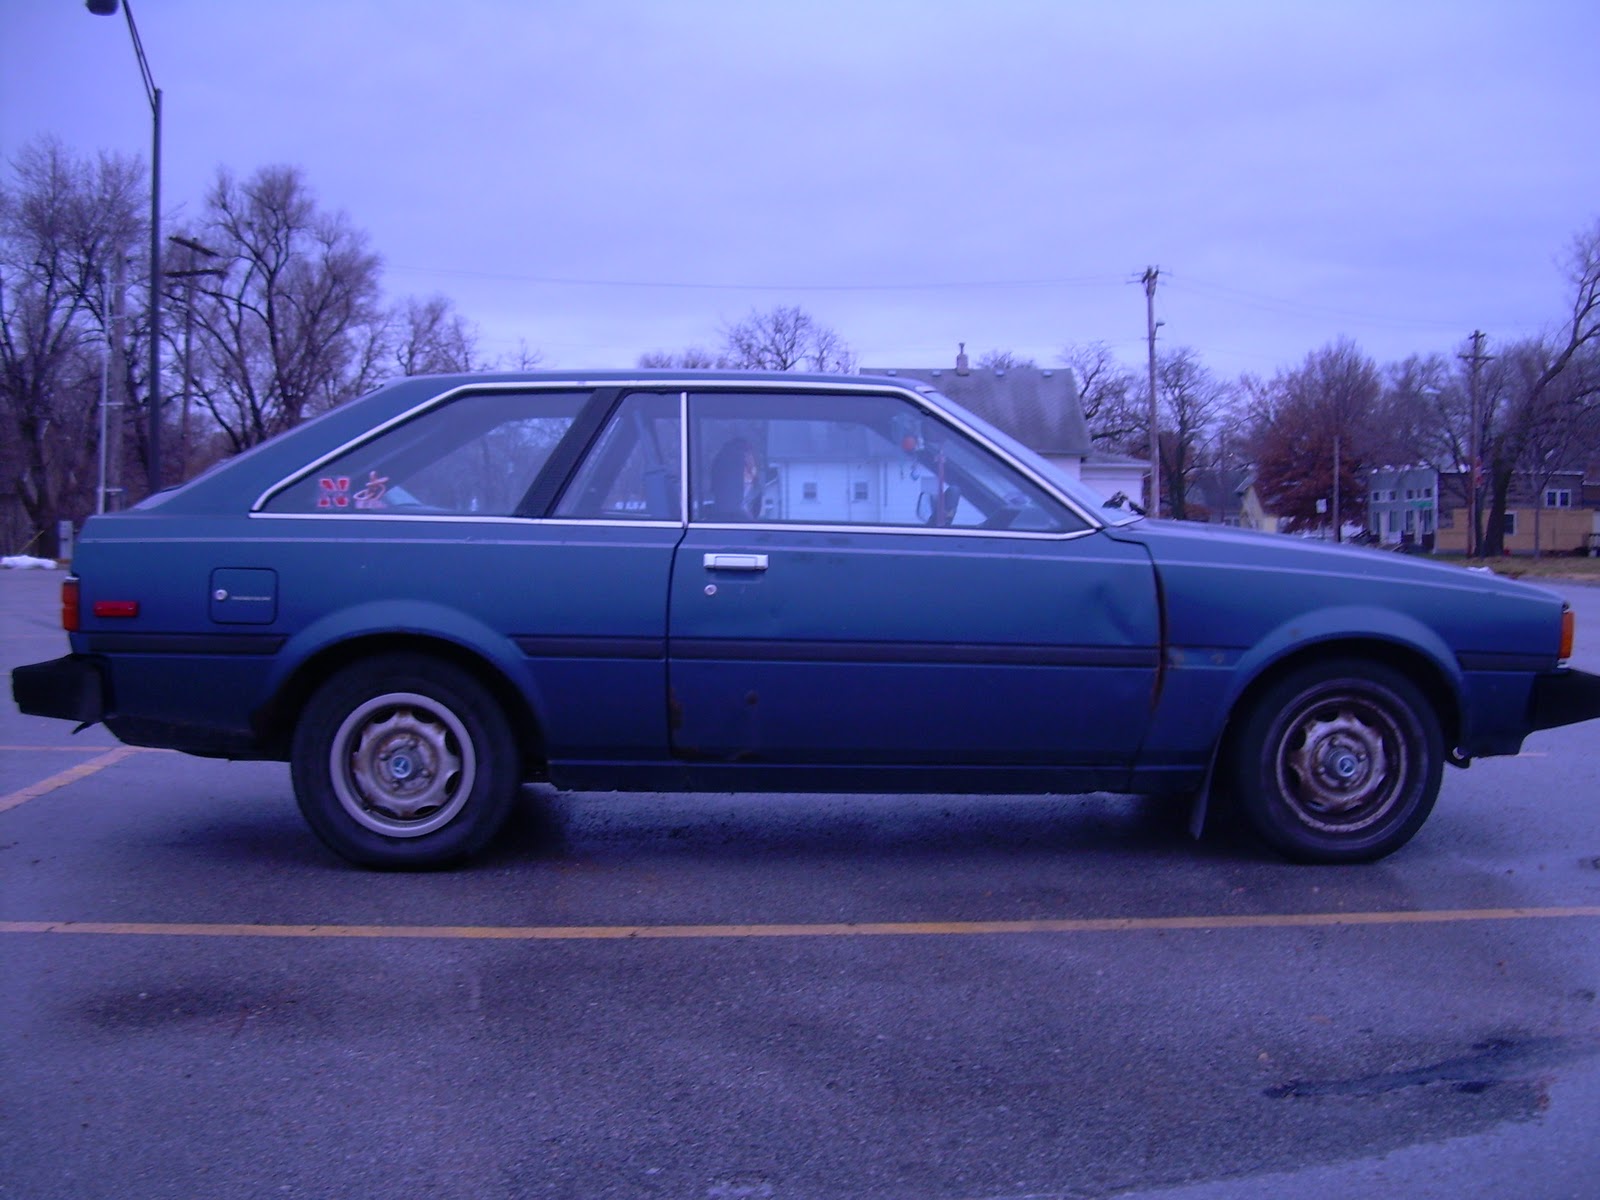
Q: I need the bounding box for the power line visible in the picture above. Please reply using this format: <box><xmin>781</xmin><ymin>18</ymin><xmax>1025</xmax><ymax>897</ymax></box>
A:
<box><xmin>386</xmin><ymin>264</ymin><xmax>1127</xmax><ymax>293</ymax></box>
<box><xmin>1167</xmin><ymin>275</ymin><xmax>1482</xmax><ymax>331</ymax></box>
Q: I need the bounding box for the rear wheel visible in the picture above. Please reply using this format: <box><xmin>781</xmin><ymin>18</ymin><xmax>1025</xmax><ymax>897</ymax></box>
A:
<box><xmin>291</xmin><ymin>654</ymin><xmax>520</xmax><ymax>868</ymax></box>
<box><xmin>1227</xmin><ymin>659</ymin><xmax>1443</xmax><ymax>863</ymax></box>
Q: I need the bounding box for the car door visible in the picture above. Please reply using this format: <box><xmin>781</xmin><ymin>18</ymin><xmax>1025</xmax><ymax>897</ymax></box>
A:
<box><xmin>666</xmin><ymin>386</ymin><xmax>1161</xmax><ymax>781</ymax></box>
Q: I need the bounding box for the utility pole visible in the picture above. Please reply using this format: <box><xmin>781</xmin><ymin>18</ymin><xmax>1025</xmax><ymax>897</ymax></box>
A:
<box><xmin>1460</xmin><ymin>330</ymin><xmax>1493</xmax><ymax>556</ymax></box>
<box><xmin>1142</xmin><ymin>266</ymin><xmax>1161</xmax><ymax>516</ymax></box>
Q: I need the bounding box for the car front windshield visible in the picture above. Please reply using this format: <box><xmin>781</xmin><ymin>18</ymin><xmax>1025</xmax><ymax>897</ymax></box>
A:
<box><xmin>922</xmin><ymin>389</ymin><xmax>1143</xmax><ymax>526</ymax></box>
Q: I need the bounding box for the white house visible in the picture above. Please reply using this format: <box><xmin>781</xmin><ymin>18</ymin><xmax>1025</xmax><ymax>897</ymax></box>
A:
<box><xmin>862</xmin><ymin>347</ymin><xmax>1145</xmax><ymax>504</ymax></box>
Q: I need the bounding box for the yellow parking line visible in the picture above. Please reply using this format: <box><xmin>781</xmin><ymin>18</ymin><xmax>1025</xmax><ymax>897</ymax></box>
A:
<box><xmin>0</xmin><ymin>747</ymin><xmax>138</xmax><ymax>813</ymax></box>
<box><xmin>2</xmin><ymin>907</ymin><xmax>1597</xmax><ymax>943</ymax></box>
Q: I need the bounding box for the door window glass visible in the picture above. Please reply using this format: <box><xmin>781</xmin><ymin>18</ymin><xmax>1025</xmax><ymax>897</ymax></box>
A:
<box><xmin>553</xmin><ymin>391</ymin><xmax>682</xmax><ymax>521</ymax></box>
<box><xmin>264</xmin><ymin>390</ymin><xmax>589</xmax><ymax>515</ymax></box>
<box><xmin>689</xmin><ymin>390</ymin><xmax>1082</xmax><ymax>532</ymax></box>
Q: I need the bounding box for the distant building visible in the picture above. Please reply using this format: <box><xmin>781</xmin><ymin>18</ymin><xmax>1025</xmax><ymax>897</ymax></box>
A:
<box><xmin>1184</xmin><ymin>467</ymin><xmax>1251</xmax><ymax>526</ymax></box>
<box><xmin>1365</xmin><ymin>466</ymin><xmax>1439</xmax><ymax>549</ymax></box>
<box><xmin>863</xmin><ymin>346</ymin><xmax>1146</xmax><ymax>504</ymax></box>
<box><xmin>1432</xmin><ymin>468</ymin><xmax>1597</xmax><ymax>555</ymax></box>
<box><xmin>1237</xmin><ymin>476</ymin><xmax>1286</xmax><ymax>534</ymax></box>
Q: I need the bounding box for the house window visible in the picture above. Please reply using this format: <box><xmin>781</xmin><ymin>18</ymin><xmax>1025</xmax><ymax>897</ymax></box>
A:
<box><xmin>802</xmin><ymin>481</ymin><xmax>818</xmax><ymax>501</ymax></box>
<box><xmin>1503</xmin><ymin>512</ymin><xmax>1518</xmax><ymax>537</ymax></box>
<box><xmin>1545</xmin><ymin>489</ymin><xmax>1572</xmax><ymax>508</ymax></box>
<box><xmin>1405</xmin><ymin>489</ymin><xmax>1414</xmax><ymax>500</ymax></box>
<box><xmin>853</xmin><ymin>481</ymin><xmax>869</xmax><ymax>502</ymax></box>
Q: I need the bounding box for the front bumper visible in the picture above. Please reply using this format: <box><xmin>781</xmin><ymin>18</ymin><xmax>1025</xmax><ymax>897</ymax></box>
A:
<box><xmin>11</xmin><ymin>654</ymin><xmax>107</xmax><ymax>726</ymax></box>
<box><xmin>1528</xmin><ymin>666</ymin><xmax>1600</xmax><ymax>733</ymax></box>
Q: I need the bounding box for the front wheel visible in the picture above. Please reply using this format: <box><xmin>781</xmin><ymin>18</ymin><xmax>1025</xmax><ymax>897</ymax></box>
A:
<box><xmin>291</xmin><ymin>654</ymin><xmax>520</xmax><ymax>868</ymax></box>
<box><xmin>1226</xmin><ymin>659</ymin><xmax>1443</xmax><ymax>863</ymax></box>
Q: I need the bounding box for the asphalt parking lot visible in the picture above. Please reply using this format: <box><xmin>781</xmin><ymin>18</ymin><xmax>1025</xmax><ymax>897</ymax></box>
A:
<box><xmin>4</xmin><ymin>564</ymin><xmax>1599</xmax><ymax>1199</ymax></box>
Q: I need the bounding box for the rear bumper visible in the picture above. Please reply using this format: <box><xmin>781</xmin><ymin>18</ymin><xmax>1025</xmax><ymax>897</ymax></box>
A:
<box><xmin>1528</xmin><ymin>667</ymin><xmax>1600</xmax><ymax>733</ymax></box>
<box><xmin>11</xmin><ymin>654</ymin><xmax>107</xmax><ymax>726</ymax></box>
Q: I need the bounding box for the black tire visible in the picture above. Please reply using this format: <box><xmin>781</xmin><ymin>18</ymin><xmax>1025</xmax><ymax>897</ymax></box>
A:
<box><xmin>1226</xmin><ymin>658</ymin><xmax>1443</xmax><ymax>864</ymax></box>
<box><xmin>291</xmin><ymin>653</ymin><xmax>520</xmax><ymax>868</ymax></box>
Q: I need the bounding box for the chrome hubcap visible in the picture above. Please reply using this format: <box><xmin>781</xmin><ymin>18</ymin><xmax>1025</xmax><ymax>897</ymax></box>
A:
<box><xmin>1277</xmin><ymin>695</ymin><xmax>1405</xmax><ymax>833</ymax></box>
<box><xmin>331</xmin><ymin>692</ymin><xmax>475</xmax><ymax>838</ymax></box>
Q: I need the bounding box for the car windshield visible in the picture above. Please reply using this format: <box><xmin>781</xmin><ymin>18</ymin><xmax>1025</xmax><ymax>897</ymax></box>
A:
<box><xmin>922</xmin><ymin>389</ymin><xmax>1142</xmax><ymax>526</ymax></box>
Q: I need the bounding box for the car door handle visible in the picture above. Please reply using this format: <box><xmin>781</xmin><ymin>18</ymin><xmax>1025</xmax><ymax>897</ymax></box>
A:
<box><xmin>703</xmin><ymin>553</ymin><xmax>769</xmax><ymax>572</ymax></box>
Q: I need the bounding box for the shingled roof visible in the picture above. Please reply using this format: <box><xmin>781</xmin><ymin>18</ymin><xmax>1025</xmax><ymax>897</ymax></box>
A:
<box><xmin>861</xmin><ymin>354</ymin><xmax>1090</xmax><ymax>457</ymax></box>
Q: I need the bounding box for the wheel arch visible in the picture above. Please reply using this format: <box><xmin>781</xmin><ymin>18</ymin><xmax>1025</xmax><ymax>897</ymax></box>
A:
<box><xmin>1222</xmin><ymin>637</ymin><xmax>1462</xmax><ymax>764</ymax></box>
<box><xmin>255</xmin><ymin>632</ymin><xmax>545</xmax><ymax>774</ymax></box>
<box><xmin>1188</xmin><ymin>634</ymin><xmax>1463</xmax><ymax>840</ymax></box>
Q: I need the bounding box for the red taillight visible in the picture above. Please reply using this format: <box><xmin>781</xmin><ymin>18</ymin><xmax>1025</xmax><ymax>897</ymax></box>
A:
<box><xmin>92</xmin><ymin>600</ymin><xmax>140</xmax><ymax>619</ymax></box>
<box><xmin>61</xmin><ymin>577</ymin><xmax>80</xmax><ymax>632</ymax></box>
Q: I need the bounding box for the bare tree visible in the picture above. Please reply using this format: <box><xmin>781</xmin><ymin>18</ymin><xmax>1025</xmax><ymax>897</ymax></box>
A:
<box><xmin>0</xmin><ymin>139</ymin><xmax>144</xmax><ymax>554</ymax></box>
<box><xmin>638</xmin><ymin>346</ymin><xmax>726</xmax><ymax>369</ymax></box>
<box><xmin>497</xmin><ymin>339</ymin><xmax>545</xmax><ymax>371</ymax></box>
<box><xmin>1473</xmin><ymin>222</ymin><xmax>1600</xmax><ymax>554</ymax></box>
<box><xmin>180</xmin><ymin>165</ymin><xmax>385</xmax><ymax>453</ymax></box>
<box><xmin>1512</xmin><ymin>347</ymin><xmax>1593</xmax><ymax>556</ymax></box>
<box><xmin>1059</xmin><ymin>342</ymin><xmax>1143</xmax><ymax>452</ymax></box>
<box><xmin>1151</xmin><ymin>347</ymin><xmax>1230</xmax><ymax>519</ymax></box>
<box><xmin>720</xmin><ymin>305</ymin><xmax>855</xmax><ymax>373</ymax></box>
<box><xmin>1377</xmin><ymin>353</ymin><xmax>1459</xmax><ymax>468</ymax></box>
<box><xmin>1469</xmin><ymin>335</ymin><xmax>1596</xmax><ymax>556</ymax></box>
<box><xmin>975</xmin><ymin>349</ymin><xmax>1036</xmax><ymax>371</ymax></box>
<box><xmin>391</xmin><ymin>294</ymin><xmax>483</xmax><ymax>377</ymax></box>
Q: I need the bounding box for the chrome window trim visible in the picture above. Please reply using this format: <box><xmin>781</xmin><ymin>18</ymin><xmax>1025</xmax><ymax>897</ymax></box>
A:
<box><xmin>245</xmin><ymin>511</ymin><xmax>685</xmax><ymax>530</ymax></box>
<box><xmin>243</xmin><ymin>509</ymin><xmax>1093</xmax><ymax>541</ymax></box>
<box><xmin>684</xmin><ymin>387</ymin><xmax>701</xmax><ymax>524</ymax></box>
<box><xmin>249</xmin><ymin>381</ymin><xmax>598</xmax><ymax>514</ymax></box>
<box><xmin>678</xmin><ymin>380</ymin><xmax>1103</xmax><ymax>533</ymax></box>
<box><xmin>251</xmin><ymin>375</ymin><xmax>1106</xmax><ymax>532</ymax></box>
<box><xmin>681</xmin><ymin>519</ymin><xmax>1098</xmax><ymax>543</ymax></box>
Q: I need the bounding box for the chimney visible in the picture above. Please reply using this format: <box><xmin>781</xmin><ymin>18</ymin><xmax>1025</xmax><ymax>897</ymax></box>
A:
<box><xmin>956</xmin><ymin>342</ymin><xmax>970</xmax><ymax>375</ymax></box>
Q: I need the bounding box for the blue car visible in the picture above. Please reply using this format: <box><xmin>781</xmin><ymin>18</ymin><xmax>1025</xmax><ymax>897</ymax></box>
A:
<box><xmin>15</xmin><ymin>372</ymin><xmax>1600</xmax><ymax>867</ymax></box>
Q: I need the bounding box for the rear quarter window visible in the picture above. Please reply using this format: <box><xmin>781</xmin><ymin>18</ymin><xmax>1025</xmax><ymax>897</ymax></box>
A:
<box><xmin>261</xmin><ymin>390</ymin><xmax>591</xmax><ymax>516</ymax></box>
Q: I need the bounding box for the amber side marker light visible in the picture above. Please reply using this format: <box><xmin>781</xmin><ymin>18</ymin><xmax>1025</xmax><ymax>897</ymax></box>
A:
<box><xmin>60</xmin><ymin>577</ymin><xmax>80</xmax><ymax>632</ymax></box>
<box><xmin>1561</xmin><ymin>606</ymin><xmax>1575</xmax><ymax>662</ymax></box>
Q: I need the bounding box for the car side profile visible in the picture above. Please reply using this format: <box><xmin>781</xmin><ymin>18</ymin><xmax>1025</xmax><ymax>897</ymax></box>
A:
<box><xmin>15</xmin><ymin>371</ymin><xmax>1600</xmax><ymax>867</ymax></box>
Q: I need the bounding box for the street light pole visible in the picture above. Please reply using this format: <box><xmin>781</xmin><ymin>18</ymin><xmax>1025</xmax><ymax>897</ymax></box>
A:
<box><xmin>87</xmin><ymin>0</ymin><xmax>163</xmax><ymax>495</ymax></box>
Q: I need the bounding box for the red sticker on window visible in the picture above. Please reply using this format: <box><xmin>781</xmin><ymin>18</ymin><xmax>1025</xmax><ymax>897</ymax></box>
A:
<box><xmin>317</xmin><ymin>476</ymin><xmax>351</xmax><ymax>508</ymax></box>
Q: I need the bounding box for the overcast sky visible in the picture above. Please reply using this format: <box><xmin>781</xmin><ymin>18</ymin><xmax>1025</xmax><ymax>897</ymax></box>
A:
<box><xmin>5</xmin><ymin>0</ymin><xmax>1598</xmax><ymax>380</ymax></box>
